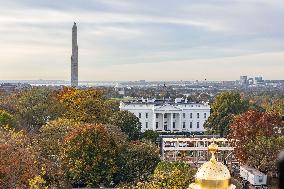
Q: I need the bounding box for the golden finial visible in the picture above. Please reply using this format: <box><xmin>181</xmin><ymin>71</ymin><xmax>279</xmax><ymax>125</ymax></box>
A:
<box><xmin>208</xmin><ymin>143</ymin><xmax>218</xmax><ymax>163</ymax></box>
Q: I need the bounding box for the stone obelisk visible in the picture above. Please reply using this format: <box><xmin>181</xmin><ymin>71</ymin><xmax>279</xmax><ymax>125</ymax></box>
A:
<box><xmin>71</xmin><ymin>22</ymin><xmax>78</xmax><ymax>87</ymax></box>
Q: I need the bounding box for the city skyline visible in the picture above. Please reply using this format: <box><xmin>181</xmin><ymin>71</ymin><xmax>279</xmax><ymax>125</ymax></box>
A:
<box><xmin>1</xmin><ymin>0</ymin><xmax>284</xmax><ymax>81</ymax></box>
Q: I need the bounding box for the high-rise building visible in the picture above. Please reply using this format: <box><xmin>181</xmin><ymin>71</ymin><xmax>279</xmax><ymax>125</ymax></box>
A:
<box><xmin>240</xmin><ymin>75</ymin><xmax>248</xmax><ymax>86</ymax></box>
<box><xmin>71</xmin><ymin>22</ymin><xmax>78</xmax><ymax>87</ymax></box>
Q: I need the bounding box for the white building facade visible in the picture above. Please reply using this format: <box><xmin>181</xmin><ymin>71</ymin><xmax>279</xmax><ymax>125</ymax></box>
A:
<box><xmin>119</xmin><ymin>98</ymin><xmax>210</xmax><ymax>132</ymax></box>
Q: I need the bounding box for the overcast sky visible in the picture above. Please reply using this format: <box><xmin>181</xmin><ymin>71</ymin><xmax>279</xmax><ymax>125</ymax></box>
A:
<box><xmin>0</xmin><ymin>0</ymin><xmax>284</xmax><ymax>81</ymax></box>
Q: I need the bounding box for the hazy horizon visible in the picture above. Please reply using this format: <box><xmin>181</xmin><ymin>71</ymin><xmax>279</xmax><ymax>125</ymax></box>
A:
<box><xmin>1</xmin><ymin>0</ymin><xmax>284</xmax><ymax>81</ymax></box>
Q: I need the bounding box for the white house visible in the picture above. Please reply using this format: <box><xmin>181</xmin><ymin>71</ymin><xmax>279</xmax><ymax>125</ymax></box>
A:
<box><xmin>119</xmin><ymin>98</ymin><xmax>210</xmax><ymax>132</ymax></box>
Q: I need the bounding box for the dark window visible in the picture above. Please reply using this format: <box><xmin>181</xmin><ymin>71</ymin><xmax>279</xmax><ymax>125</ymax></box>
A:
<box><xmin>197</xmin><ymin>122</ymin><xmax>200</xmax><ymax>128</ymax></box>
<box><xmin>156</xmin><ymin>122</ymin><xmax>158</xmax><ymax>129</ymax></box>
<box><xmin>183</xmin><ymin>122</ymin><xmax>186</xmax><ymax>129</ymax></box>
<box><xmin>156</xmin><ymin>114</ymin><xmax>158</xmax><ymax>118</ymax></box>
<box><xmin>146</xmin><ymin>113</ymin><xmax>148</xmax><ymax>118</ymax></box>
<box><xmin>197</xmin><ymin>113</ymin><xmax>200</xmax><ymax>119</ymax></box>
<box><xmin>164</xmin><ymin>114</ymin><xmax>167</xmax><ymax>118</ymax></box>
<box><xmin>146</xmin><ymin>122</ymin><xmax>148</xmax><ymax>128</ymax></box>
<box><xmin>204</xmin><ymin>113</ymin><xmax>207</xmax><ymax>118</ymax></box>
<box><xmin>173</xmin><ymin>113</ymin><xmax>175</xmax><ymax>118</ymax></box>
<box><xmin>183</xmin><ymin>113</ymin><xmax>185</xmax><ymax>118</ymax></box>
<box><xmin>139</xmin><ymin>113</ymin><xmax>141</xmax><ymax>118</ymax></box>
<box><xmin>190</xmin><ymin>113</ymin><xmax>192</xmax><ymax>118</ymax></box>
<box><xmin>173</xmin><ymin>122</ymin><xmax>176</xmax><ymax>128</ymax></box>
<box><xmin>190</xmin><ymin>122</ymin><xmax>193</xmax><ymax>128</ymax></box>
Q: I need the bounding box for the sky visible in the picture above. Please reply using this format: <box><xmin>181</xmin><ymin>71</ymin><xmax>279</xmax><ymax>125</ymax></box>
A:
<box><xmin>0</xmin><ymin>0</ymin><xmax>284</xmax><ymax>81</ymax></box>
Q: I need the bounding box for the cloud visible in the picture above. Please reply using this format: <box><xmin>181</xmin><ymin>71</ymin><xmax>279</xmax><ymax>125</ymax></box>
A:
<box><xmin>0</xmin><ymin>0</ymin><xmax>283</xmax><ymax>80</ymax></box>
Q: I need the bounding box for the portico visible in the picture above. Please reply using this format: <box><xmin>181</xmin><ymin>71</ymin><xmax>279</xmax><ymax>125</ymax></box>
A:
<box><xmin>153</xmin><ymin>105</ymin><xmax>182</xmax><ymax>132</ymax></box>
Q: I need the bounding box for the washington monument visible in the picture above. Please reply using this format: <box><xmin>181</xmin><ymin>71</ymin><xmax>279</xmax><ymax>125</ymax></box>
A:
<box><xmin>71</xmin><ymin>22</ymin><xmax>78</xmax><ymax>87</ymax></box>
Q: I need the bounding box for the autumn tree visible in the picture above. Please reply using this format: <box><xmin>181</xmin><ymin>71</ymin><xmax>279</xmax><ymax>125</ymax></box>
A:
<box><xmin>61</xmin><ymin>124</ymin><xmax>118</xmax><ymax>187</ymax></box>
<box><xmin>204</xmin><ymin>91</ymin><xmax>249</xmax><ymax>136</ymax></box>
<box><xmin>37</xmin><ymin>118</ymin><xmax>80</xmax><ymax>188</ymax></box>
<box><xmin>16</xmin><ymin>88</ymin><xmax>65</xmax><ymax>132</ymax></box>
<box><xmin>228</xmin><ymin>110</ymin><xmax>284</xmax><ymax>174</ymax></box>
<box><xmin>58</xmin><ymin>88</ymin><xmax>112</xmax><ymax>124</ymax></box>
<box><xmin>114</xmin><ymin>141</ymin><xmax>160</xmax><ymax>184</ymax></box>
<box><xmin>0</xmin><ymin>127</ymin><xmax>40</xmax><ymax>188</ymax></box>
<box><xmin>110</xmin><ymin>110</ymin><xmax>141</xmax><ymax>140</ymax></box>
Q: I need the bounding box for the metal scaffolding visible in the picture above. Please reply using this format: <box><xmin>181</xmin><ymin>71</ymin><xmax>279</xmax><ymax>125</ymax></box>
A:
<box><xmin>160</xmin><ymin>137</ymin><xmax>237</xmax><ymax>167</ymax></box>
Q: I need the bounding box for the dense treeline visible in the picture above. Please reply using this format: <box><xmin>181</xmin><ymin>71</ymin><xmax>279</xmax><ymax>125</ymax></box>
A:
<box><xmin>0</xmin><ymin>87</ymin><xmax>283</xmax><ymax>188</ymax></box>
<box><xmin>0</xmin><ymin>87</ymin><xmax>164</xmax><ymax>188</ymax></box>
<box><xmin>204</xmin><ymin>91</ymin><xmax>284</xmax><ymax>177</ymax></box>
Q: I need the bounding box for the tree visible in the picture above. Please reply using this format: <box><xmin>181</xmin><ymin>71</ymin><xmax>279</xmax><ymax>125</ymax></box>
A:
<box><xmin>121</xmin><ymin>161</ymin><xmax>196</xmax><ymax>189</ymax></box>
<box><xmin>264</xmin><ymin>99</ymin><xmax>284</xmax><ymax>116</ymax></box>
<box><xmin>37</xmin><ymin>118</ymin><xmax>80</xmax><ymax>188</ymax></box>
<box><xmin>204</xmin><ymin>91</ymin><xmax>249</xmax><ymax>136</ymax></box>
<box><xmin>0</xmin><ymin>127</ymin><xmax>40</xmax><ymax>188</ymax></box>
<box><xmin>228</xmin><ymin>110</ymin><xmax>284</xmax><ymax>174</ymax></box>
<box><xmin>110</xmin><ymin>110</ymin><xmax>141</xmax><ymax>140</ymax></box>
<box><xmin>16</xmin><ymin>88</ymin><xmax>64</xmax><ymax>132</ymax></box>
<box><xmin>0</xmin><ymin>110</ymin><xmax>14</xmax><ymax>127</ymax></box>
<box><xmin>58</xmin><ymin>88</ymin><xmax>112</xmax><ymax>124</ymax></box>
<box><xmin>61</xmin><ymin>124</ymin><xmax>118</xmax><ymax>187</ymax></box>
<box><xmin>114</xmin><ymin>141</ymin><xmax>160</xmax><ymax>184</ymax></box>
<box><xmin>141</xmin><ymin>130</ymin><xmax>160</xmax><ymax>143</ymax></box>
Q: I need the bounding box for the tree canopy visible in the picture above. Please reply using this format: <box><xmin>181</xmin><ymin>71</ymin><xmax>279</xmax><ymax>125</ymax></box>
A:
<box><xmin>228</xmin><ymin>110</ymin><xmax>284</xmax><ymax>174</ymax></box>
<box><xmin>110</xmin><ymin>110</ymin><xmax>141</xmax><ymax>140</ymax></box>
<box><xmin>204</xmin><ymin>91</ymin><xmax>249</xmax><ymax>136</ymax></box>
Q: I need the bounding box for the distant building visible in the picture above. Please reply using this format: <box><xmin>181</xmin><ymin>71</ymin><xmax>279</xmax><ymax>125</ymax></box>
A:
<box><xmin>120</xmin><ymin>98</ymin><xmax>210</xmax><ymax>132</ymax></box>
<box><xmin>71</xmin><ymin>22</ymin><xmax>78</xmax><ymax>87</ymax></box>
<box><xmin>0</xmin><ymin>83</ymin><xmax>31</xmax><ymax>93</ymax></box>
<box><xmin>248</xmin><ymin>77</ymin><xmax>254</xmax><ymax>85</ymax></box>
<box><xmin>254</xmin><ymin>76</ymin><xmax>264</xmax><ymax>85</ymax></box>
<box><xmin>240</xmin><ymin>76</ymin><xmax>248</xmax><ymax>86</ymax></box>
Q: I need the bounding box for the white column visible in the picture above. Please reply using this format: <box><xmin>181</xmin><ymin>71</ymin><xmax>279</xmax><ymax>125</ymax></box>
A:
<box><xmin>152</xmin><ymin>111</ymin><xmax>156</xmax><ymax>131</ymax></box>
<box><xmin>179</xmin><ymin>113</ymin><xmax>182</xmax><ymax>132</ymax></box>
<box><xmin>170</xmin><ymin>113</ymin><xmax>173</xmax><ymax>132</ymax></box>
<box><xmin>162</xmin><ymin>113</ymin><xmax>164</xmax><ymax>131</ymax></box>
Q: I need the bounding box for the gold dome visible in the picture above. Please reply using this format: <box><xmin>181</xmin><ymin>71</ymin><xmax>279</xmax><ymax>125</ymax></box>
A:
<box><xmin>188</xmin><ymin>143</ymin><xmax>236</xmax><ymax>189</ymax></box>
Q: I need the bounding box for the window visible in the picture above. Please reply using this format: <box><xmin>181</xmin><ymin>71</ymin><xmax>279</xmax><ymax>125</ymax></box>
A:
<box><xmin>146</xmin><ymin>122</ymin><xmax>148</xmax><ymax>128</ymax></box>
<box><xmin>156</xmin><ymin>114</ymin><xmax>158</xmax><ymax>118</ymax></box>
<box><xmin>164</xmin><ymin>114</ymin><xmax>167</xmax><ymax>118</ymax></box>
<box><xmin>183</xmin><ymin>122</ymin><xmax>186</xmax><ymax>129</ymax></box>
<box><xmin>146</xmin><ymin>113</ymin><xmax>148</xmax><ymax>119</ymax></box>
<box><xmin>197</xmin><ymin>113</ymin><xmax>200</xmax><ymax>118</ymax></box>
<box><xmin>173</xmin><ymin>113</ymin><xmax>176</xmax><ymax>118</ymax></box>
<box><xmin>183</xmin><ymin>113</ymin><xmax>185</xmax><ymax>118</ymax></box>
<box><xmin>139</xmin><ymin>113</ymin><xmax>141</xmax><ymax>118</ymax></box>
<box><xmin>204</xmin><ymin>113</ymin><xmax>207</xmax><ymax>118</ymax></box>
<box><xmin>156</xmin><ymin>122</ymin><xmax>159</xmax><ymax>129</ymax></box>
<box><xmin>173</xmin><ymin>122</ymin><xmax>176</xmax><ymax>129</ymax></box>
<box><xmin>190</xmin><ymin>122</ymin><xmax>193</xmax><ymax>128</ymax></box>
<box><xmin>190</xmin><ymin>113</ymin><xmax>192</xmax><ymax>118</ymax></box>
<box><xmin>197</xmin><ymin>122</ymin><xmax>200</xmax><ymax>128</ymax></box>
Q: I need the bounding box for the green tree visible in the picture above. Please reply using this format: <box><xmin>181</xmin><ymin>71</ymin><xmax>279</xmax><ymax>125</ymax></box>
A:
<box><xmin>0</xmin><ymin>110</ymin><xmax>14</xmax><ymax>127</ymax></box>
<box><xmin>142</xmin><ymin>130</ymin><xmax>160</xmax><ymax>143</ymax></box>
<box><xmin>121</xmin><ymin>161</ymin><xmax>196</xmax><ymax>189</ymax></box>
<box><xmin>16</xmin><ymin>88</ymin><xmax>64</xmax><ymax>132</ymax></box>
<box><xmin>114</xmin><ymin>141</ymin><xmax>160</xmax><ymax>184</ymax></box>
<box><xmin>61</xmin><ymin>124</ymin><xmax>118</xmax><ymax>188</ymax></box>
<box><xmin>204</xmin><ymin>91</ymin><xmax>249</xmax><ymax>136</ymax></box>
<box><xmin>110</xmin><ymin>110</ymin><xmax>141</xmax><ymax>140</ymax></box>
